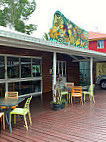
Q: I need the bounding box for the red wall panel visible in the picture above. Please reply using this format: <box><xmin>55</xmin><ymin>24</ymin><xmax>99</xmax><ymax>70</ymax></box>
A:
<box><xmin>89</xmin><ymin>40</ymin><xmax>106</xmax><ymax>53</ymax></box>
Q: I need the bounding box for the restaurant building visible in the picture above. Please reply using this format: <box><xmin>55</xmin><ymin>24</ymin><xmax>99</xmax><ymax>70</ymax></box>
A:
<box><xmin>0</xmin><ymin>27</ymin><xmax>106</xmax><ymax>99</ymax></box>
<box><xmin>89</xmin><ymin>31</ymin><xmax>106</xmax><ymax>80</ymax></box>
<box><xmin>0</xmin><ymin>11</ymin><xmax>106</xmax><ymax>98</ymax></box>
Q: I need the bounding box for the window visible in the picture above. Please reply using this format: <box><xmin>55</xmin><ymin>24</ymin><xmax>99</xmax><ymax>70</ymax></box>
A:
<box><xmin>21</xmin><ymin>58</ymin><xmax>31</xmax><ymax>78</ymax></box>
<box><xmin>97</xmin><ymin>40</ymin><xmax>104</xmax><ymax>49</ymax></box>
<box><xmin>56</xmin><ymin>61</ymin><xmax>66</xmax><ymax>77</ymax></box>
<box><xmin>32</xmin><ymin>58</ymin><xmax>41</xmax><ymax>77</ymax></box>
<box><xmin>0</xmin><ymin>55</ymin><xmax>42</xmax><ymax>97</ymax></box>
<box><xmin>80</xmin><ymin>62</ymin><xmax>90</xmax><ymax>85</ymax></box>
<box><xmin>7</xmin><ymin>57</ymin><xmax>19</xmax><ymax>78</ymax></box>
<box><xmin>0</xmin><ymin>56</ymin><xmax>5</xmax><ymax>79</ymax></box>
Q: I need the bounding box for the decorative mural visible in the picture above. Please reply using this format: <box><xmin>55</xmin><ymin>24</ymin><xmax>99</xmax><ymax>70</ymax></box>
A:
<box><xmin>49</xmin><ymin>11</ymin><xmax>89</xmax><ymax>49</ymax></box>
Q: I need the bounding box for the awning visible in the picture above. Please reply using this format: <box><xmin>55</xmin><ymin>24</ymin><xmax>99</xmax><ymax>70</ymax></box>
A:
<box><xmin>0</xmin><ymin>29</ymin><xmax>106</xmax><ymax>61</ymax></box>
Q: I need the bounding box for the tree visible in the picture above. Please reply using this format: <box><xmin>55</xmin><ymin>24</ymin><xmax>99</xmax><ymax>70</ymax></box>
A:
<box><xmin>0</xmin><ymin>0</ymin><xmax>37</xmax><ymax>35</ymax></box>
<box><xmin>43</xmin><ymin>33</ymin><xmax>50</xmax><ymax>40</ymax></box>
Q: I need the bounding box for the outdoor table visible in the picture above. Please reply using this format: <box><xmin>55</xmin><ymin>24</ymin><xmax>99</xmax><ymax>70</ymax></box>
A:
<box><xmin>0</xmin><ymin>97</ymin><xmax>25</xmax><ymax>133</ymax></box>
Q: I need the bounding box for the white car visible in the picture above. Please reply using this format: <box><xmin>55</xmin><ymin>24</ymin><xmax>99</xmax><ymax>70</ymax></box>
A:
<box><xmin>96</xmin><ymin>75</ymin><xmax>106</xmax><ymax>89</ymax></box>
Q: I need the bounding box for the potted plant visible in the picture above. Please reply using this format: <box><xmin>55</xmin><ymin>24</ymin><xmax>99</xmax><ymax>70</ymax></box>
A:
<box><xmin>50</xmin><ymin>96</ymin><xmax>62</xmax><ymax>111</ymax></box>
<box><xmin>61</xmin><ymin>98</ymin><xmax>66</xmax><ymax>109</ymax></box>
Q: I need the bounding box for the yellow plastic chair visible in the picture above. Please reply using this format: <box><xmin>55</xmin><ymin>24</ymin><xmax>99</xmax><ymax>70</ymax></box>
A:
<box><xmin>0</xmin><ymin>112</ymin><xmax>5</xmax><ymax>130</ymax></box>
<box><xmin>10</xmin><ymin>96</ymin><xmax>32</xmax><ymax>131</ymax></box>
<box><xmin>60</xmin><ymin>90</ymin><xmax>69</xmax><ymax>106</ymax></box>
<box><xmin>71</xmin><ymin>86</ymin><xmax>83</xmax><ymax>105</ymax></box>
<box><xmin>83</xmin><ymin>84</ymin><xmax>95</xmax><ymax>103</ymax></box>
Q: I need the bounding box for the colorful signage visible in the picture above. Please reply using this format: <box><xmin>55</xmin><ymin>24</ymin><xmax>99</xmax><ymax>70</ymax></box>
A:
<box><xmin>49</xmin><ymin>11</ymin><xmax>89</xmax><ymax>49</ymax></box>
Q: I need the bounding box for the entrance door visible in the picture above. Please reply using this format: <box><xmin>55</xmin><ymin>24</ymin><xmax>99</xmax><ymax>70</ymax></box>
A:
<box><xmin>56</xmin><ymin>61</ymin><xmax>67</xmax><ymax>85</ymax></box>
<box><xmin>80</xmin><ymin>62</ymin><xmax>90</xmax><ymax>86</ymax></box>
<box><xmin>52</xmin><ymin>61</ymin><xmax>67</xmax><ymax>89</ymax></box>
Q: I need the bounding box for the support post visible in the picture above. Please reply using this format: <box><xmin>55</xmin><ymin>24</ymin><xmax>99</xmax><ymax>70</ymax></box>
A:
<box><xmin>53</xmin><ymin>52</ymin><xmax>56</xmax><ymax>102</ymax></box>
<box><xmin>90</xmin><ymin>57</ymin><xmax>93</xmax><ymax>96</ymax></box>
<box><xmin>5</xmin><ymin>56</ymin><xmax>8</xmax><ymax>92</ymax></box>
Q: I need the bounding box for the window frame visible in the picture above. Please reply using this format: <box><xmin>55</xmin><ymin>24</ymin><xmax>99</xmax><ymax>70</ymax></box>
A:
<box><xmin>0</xmin><ymin>54</ymin><xmax>42</xmax><ymax>97</ymax></box>
<box><xmin>97</xmin><ymin>40</ymin><xmax>104</xmax><ymax>49</ymax></box>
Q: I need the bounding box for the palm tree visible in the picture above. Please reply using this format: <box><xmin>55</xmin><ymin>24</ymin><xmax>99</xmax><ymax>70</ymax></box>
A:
<box><xmin>43</xmin><ymin>32</ymin><xmax>50</xmax><ymax>40</ymax></box>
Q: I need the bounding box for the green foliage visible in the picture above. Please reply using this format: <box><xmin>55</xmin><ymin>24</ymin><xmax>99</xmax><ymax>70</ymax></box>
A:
<box><xmin>43</xmin><ymin>33</ymin><xmax>49</xmax><ymax>40</ymax></box>
<box><xmin>0</xmin><ymin>0</ymin><xmax>37</xmax><ymax>35</ymax></box>
<box><xmin>50</xmin><ymin>100</ymin><xmax>62</xmax><ymax>105</ymax></box>
<box><xmin>50</xmin><ymin>96</ymin><xmax>62</xmax><ymax>105</ymax></box>
<box><xmin>0</xmin><ymin>10</ymin><xmax>6</xmax><ymax>26</ymax></box>
<box><xmin>61</xmin><ymin>98</ymin><xmax>66</xmax><ymax>104</ymax></box>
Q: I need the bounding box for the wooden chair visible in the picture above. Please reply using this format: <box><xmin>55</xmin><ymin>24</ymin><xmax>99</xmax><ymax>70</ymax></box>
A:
<box><xmin>5</xmin><ymin>92</ymin><xmax>18</xmax><ymax>109</ymax></box>
<box><xmin>65</xmin><ymin>82</ymin><xmax>74</xmax><ymax>104</ymax></box>
<box><xmin>71</xmin><ymin>86</ymin><xmax>83</xmax><ymax>105</ymax></box>
<box><xmin>66</xmin><ymin>82</ymin><xmax>74</xmax><ymax>90</ymax></box>
<box><xmin>0</xmin><ymin>112</ymin><xmax>5</xmax><ymax>130</ymax></box>
<box><xmin>5</xmin><ymin>91</ymin><xmax>18</xmax><ymax>99</ymax></box>
<box><xmin>83</xmin><ymin>84</ymin><xmax>95</xmax><ymax>103</ymax></box>
<box><xmin>1</xmin><ymin>92</ymin><xmax>18</xmax><ymax>110</ymax></box>
<box><xmin>10</xmin><ymin>96</ymin><xmax>32</xmax><ymax>131</ymax></box>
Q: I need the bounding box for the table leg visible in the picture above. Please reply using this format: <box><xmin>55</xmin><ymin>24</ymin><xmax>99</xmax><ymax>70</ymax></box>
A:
<box><xmin>5</xmin><ymin>107</ymin><xmax>12</xmax><ymax>133</ymax></box>
<box><xmin>8</xmin><ymin>107</ymin><xmax>12</xmax><ymax>133</ymax></box>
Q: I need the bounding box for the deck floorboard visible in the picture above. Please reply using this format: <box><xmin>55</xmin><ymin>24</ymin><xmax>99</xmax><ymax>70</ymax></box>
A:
<box><xmin>0</xmin><ymin>88</ymin><xmax>106</xmax><ymax>142</ymax></box>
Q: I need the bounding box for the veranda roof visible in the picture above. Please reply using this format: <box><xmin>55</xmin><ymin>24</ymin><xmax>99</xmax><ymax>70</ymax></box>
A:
<box><xmin>0</xmin><ymin>27</ymin><xmax>106</xmax><ymax>62</ymax></box>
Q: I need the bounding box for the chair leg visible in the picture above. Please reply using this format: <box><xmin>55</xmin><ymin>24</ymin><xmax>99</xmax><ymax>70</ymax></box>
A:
<box><xmin>66</xmin><ymin>94</ymin><xmax>68</xmax><ymax>105</ymax></box>
<box><xmin>14</xmin><ymin>114</ymin><xmax>16</xmax><ymax>124</ymax></box>
<box><xmin>68</xmin><ymin>93</ymin><xmax>71</xmax><ymax>104</ymax></box>
<box><xmin>93</xmin><ymin>95</ymin><xmax>95</xmax><ymax>103</ymax></box>
<box><xmin>1</xmin><ymin>115</ymin><xmax>2</xmax><ymax>122</ymax></box>
<box><xmin>24</xmin><ymin>115</ymin><xmax>28</xmax><ymax>131</ymax></box>
<box><xmin>81</xmin><ymin>97</ymin><xmax>83</xmax><ymax>106</ymax></box>
<box><xmin>71</xmin><ymin>96</ymin><xmax>73</xmax><ymax>105</ymax></box>
<box><xmin>3</xmin><ymin>114</ymin><xmax>5</xmax><ymax>130</ymax></box>
<box><xmin>84</xmin><ymin>93</ymin><xmax>86</xmax><ymax>103</ymax></box>
<box><xmin>89</xmin><ymin>94</ymin><xmax>91</xmax><ymax>101</ymax></box>
<box><xmin>28</xmin><ymin>112</ymin><xmax>32</xmax><ymax>125</ymax></box>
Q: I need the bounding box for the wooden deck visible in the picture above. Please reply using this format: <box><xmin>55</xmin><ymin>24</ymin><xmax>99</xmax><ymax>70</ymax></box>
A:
<box><xmin>0</xmin><ymin>87</ymin><xmax>106</xmax><ymax>142</ymax></box>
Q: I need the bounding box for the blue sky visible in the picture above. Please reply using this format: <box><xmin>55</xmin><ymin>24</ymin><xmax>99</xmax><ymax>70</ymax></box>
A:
<box><xmin>29</xmin><ymin>0</ymin><xmax>106</xmax><ymax>38</ymax></box>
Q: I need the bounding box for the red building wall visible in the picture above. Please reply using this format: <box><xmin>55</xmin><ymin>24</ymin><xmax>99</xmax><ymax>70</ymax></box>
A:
<box><xmin>89</xmin><ymin>40</ymin><xmax>106</xmax><ymax>53</ymax></box>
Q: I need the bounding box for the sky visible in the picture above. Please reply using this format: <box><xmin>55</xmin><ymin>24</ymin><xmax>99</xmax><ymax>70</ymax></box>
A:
<box><xmin>29</xmin><ymin>0</ymin><xmax>106</xmax><ymax>38</ymax></box>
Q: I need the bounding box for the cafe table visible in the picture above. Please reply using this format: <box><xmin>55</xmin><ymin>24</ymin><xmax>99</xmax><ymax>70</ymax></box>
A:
<box><xmin>0</xmin><ymin>97</ymin><xmax>25</xmax><ymax>133</ymax></box>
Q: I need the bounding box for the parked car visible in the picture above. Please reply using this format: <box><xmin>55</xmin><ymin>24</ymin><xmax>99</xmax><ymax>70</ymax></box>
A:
<box><xmin>96</xmin><ymin>75</ymin><xmax>106</xmax><ymax>89</ymax></box>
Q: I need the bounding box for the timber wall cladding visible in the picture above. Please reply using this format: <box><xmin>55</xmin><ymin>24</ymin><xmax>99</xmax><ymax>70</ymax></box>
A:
<box><xmin>0</xmin><ymin>45</ymin><xmax>53</xmax><ymax>93</ymax></box>
<box><xmin>0</xmin><ymin>46</ymin><xmax>80</xmax><ymax>92</ymax></box>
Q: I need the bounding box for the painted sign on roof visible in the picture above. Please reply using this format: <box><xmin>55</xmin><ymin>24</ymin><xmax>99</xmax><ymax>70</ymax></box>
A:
<box><xmin>49</xmin><ymin>11</ymin><xmax>89</xmax><ymax>49</ymax></box>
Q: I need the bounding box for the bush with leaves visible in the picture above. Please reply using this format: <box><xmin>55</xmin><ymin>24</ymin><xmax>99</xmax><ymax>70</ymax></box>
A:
<box><xmin>0</xmin><ymin>0</ymin><xmax>37</xmax><ymax>35</ymax></box>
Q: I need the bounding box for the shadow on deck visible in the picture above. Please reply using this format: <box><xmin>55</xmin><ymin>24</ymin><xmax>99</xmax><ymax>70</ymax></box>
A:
<box><xmin>0</xmin><ymin>86</ymin><xmax>106</xmax><ymax>142</ymax></box>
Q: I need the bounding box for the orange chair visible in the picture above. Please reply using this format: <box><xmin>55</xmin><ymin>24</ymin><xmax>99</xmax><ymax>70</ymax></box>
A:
<box><xmin>71</xmin><ymin>86</ymin><xmax>83</xmax><ymax>105</ymax></box>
